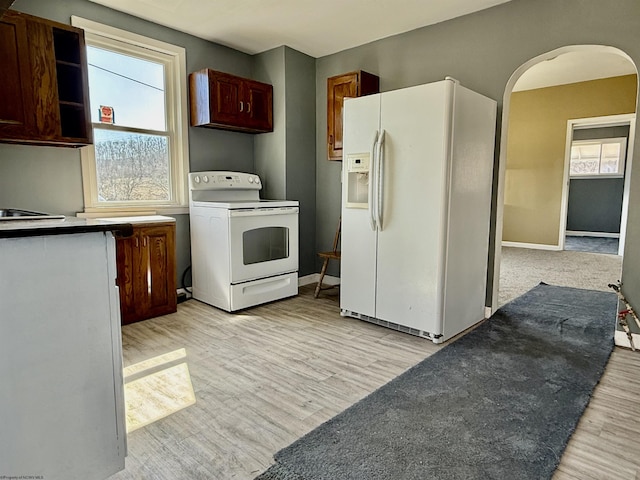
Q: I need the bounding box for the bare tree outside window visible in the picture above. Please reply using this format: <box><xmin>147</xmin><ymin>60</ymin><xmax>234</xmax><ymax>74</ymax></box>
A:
<box><xmin>94</xmin><ymin>129</ymin><xmax>170</xmax><ymax>202</ymax></box>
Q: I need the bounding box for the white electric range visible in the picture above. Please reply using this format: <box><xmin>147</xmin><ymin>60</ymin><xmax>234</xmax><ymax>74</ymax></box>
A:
<box><xmin>188</xmin><ymin>171</ymin><xmax>299</xmax><ymax>312</ymax></box>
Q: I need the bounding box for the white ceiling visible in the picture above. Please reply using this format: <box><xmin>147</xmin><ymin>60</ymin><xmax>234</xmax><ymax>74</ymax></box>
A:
<box><xmin>513</xmin><ymin>49</ymin><xmax>637</xmax><ymax>92</ymax></box>
<box><xmin>88</xmin><ymin>0</ymin><xmax>513</xmax><ymax>57</ymax></box>
<box><xmin>89</xmin><ymin>0</ymin><xmax>637</xmax><ymax>89</ymax></box>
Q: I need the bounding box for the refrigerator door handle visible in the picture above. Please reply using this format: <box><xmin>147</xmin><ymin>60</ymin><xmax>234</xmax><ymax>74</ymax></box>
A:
<box><xmin>376</xmin><ymin>129</ymin><xmax>386</xmax><ymax>230</ymax></box>
<box><xmin>368</xmin><ymin>130</ymin><xmax>379</xmax><ymax>231</ymax></box>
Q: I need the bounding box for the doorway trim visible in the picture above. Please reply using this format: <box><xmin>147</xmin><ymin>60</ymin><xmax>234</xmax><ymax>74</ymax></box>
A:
<box><xmin>560</xmin><ymin>113</ymin><xmax>636</xmax><ymax>254</ymax></box>
<box><xmin>490</xmin><ymin>45</ymin><xmax>638</xmax><ymax>313</ymax></box>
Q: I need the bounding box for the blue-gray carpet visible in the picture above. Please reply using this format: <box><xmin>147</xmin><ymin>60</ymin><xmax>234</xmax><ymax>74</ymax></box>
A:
<box><xmin>565</xmin><ymin>235</ymin><xmax>619</xmax><ymax>255</ymax></box>
<box><xmin>255</xmin><ymin>283</ymin><xmax>617</xmax><ymax>480</ymax></box>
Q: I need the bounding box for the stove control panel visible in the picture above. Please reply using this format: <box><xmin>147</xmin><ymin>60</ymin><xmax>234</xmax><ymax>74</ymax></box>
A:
<box><xmin>189</xmin><ymin>171</ymin><xmax>261</xmax><ymax>190</ymax></box>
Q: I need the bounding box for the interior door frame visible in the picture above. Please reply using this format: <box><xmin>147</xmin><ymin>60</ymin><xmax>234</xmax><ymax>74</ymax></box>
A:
<box><xmin>560</xmin><ymin>114</ymin><xmax>636</xmax><ymax>254</ymax></box>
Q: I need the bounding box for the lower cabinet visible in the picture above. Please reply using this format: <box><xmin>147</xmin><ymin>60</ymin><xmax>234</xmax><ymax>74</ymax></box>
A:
<box><xmin>116</xmin><ymin>221</ymin><xmax>177</xmax><ymax>324</ymax></box>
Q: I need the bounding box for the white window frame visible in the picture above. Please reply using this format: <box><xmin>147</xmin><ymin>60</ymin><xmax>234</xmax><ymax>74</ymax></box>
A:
<box><xmin>569</xmin><ymin>137</ymin><xmax>627</xmax><ymax>179</ymax></box>
<box><xmin>71</xmin><ymin>16</ymin><xmax>189</xmax><ymax>215</ymax></box>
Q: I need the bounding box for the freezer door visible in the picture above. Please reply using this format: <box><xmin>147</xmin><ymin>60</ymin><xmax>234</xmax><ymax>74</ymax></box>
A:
<box><xmin>340</xmin><ymin>93</ymin><xmax>381</xmax><ymax>318</ymax></box>
<box><xmin>374</xmin><ymin>82</ymin><xmax>450</xmax><ymax>333</ymax></box>
<box><xmin>440</xmin><ymin>86</ymin><xmax>497</xmax><ymax>340</ymax></box>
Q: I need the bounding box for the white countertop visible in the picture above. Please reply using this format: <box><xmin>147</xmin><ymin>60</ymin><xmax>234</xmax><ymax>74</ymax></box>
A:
<box><xmin>93</xmin><ymin>215</ymin><xmax>176</xmax><ymax>224</ymax></box>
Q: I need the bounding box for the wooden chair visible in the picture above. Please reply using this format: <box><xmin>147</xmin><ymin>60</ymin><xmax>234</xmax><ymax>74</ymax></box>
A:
<box><xmin>314</xmin><ymin>218</ymin><xmax>341</xmax><ymax>298</ymax></box>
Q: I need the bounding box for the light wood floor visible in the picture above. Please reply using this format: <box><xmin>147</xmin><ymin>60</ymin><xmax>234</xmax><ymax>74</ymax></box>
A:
<box><xmin>108</xmin><ymin>286</ymin><xmax>640</xmax><ymax>480</ymax></box>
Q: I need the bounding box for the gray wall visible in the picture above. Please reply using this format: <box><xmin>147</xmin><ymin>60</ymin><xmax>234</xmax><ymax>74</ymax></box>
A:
<box><xmin>567</xmin><ymin>126</ymin><xmax>629</xmax><ymax>234</ymax></box>
<box><xmin>567</xmin><ymin>179</ymin><xmax>624</xmax><ymax>233</ymax></box>
<box><xmin>572</xmin><ymin>125</ymin><xmax>631</xmax><ymax>142</ymax></box>
<box><xmin>314</xmin><ymin>0</ymin><xmax>640</xmax><ymax>317</ymax></box>
<box><xmin>253</xmin><ymin>46</ymin><xmax>317</xmax><ymax>276</ymax></box>
<box><xmin>0</xmin><ymin>143</ymin><xmax>84</xmax><ymax>215</ymax></box>
<box><xmin>283</xmin><ymin>47</ymin><xmax>317</xmax><ymax>276</ymax></box>
<box><xmin>254</xmin><ymin>48</ymin><xmax>287</xmax><ymax>200</ymax></box>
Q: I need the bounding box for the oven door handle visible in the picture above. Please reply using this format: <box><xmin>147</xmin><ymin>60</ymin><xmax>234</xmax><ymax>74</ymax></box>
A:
<box><xmin>229</xmin><ymin>207</ymin><xmax>299</xmax><ymax>217</ymax></box>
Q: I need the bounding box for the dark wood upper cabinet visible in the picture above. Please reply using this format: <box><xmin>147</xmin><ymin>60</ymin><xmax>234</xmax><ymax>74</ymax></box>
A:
<box><xmin>189</xmin><ymin>68</ymin><xmax>273</xmax><ymax>134</ymax></box>
<box><xmin>0</xmin><ymin>10</ymin><xmax>92</xmax><ymax>147</ymax></box>
<box><xmin>327</xmin><ymin>70</ymin><xmax>379</xmax><ymax>161</ymax></box>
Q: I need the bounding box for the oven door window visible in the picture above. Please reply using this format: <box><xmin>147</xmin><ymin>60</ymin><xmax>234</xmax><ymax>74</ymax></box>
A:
<box><xmin>243</xmin><ymin>227</ymin><xmax>289</xmax><ymax>265</ymax></box>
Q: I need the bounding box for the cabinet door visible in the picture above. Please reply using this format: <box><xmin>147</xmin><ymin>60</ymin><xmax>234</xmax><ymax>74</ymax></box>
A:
<box><xmin>0</xmin><ymin>13</ymin><xmax>35</xmax><ymax>138</ymax></box>
<box><xmin>25</xmin><ymin>19</ymin><xmax>60</xmax><ymax>139</ymax></box>
<box><xmin>139</xmin><ymin>224</ymin><xmax>177</xmax><ymax>319</ymax></box>
<box><xmin>244</xmin><ymin>79</ymin><xmax>273</xmax><ymax>132</ymax></box>
<box><xmin>327</xmin><ymin>72</ymin><xmax>358</xmax><ymax>160</ymax></box>
<box><xmin>115</xmin><ymin>233</ymin><xmax>138</xmax><ymax>325</ymax></box>
<box><xmin>210</xmin><ymin>70</ymin><xmax>242</xmax><ymax>125</ymax></box>
<box><xmin>327</xmin><ymin>71</ymin><xmax>379</xmax><ymax>161</ymax></box>
<box><xmin>115</xmin><ymin>224</ymin><xmax>176</xmax><ymax>324</ymax></box>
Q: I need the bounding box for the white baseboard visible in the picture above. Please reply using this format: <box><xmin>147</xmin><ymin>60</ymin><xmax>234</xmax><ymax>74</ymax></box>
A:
<box><xmin>298</xmin><ymin>274</ymin><xmax>317</xmax><ymax>286</ymax></box>
<box><xmin>566</xmin><ymin>231</ymin><xmax>620</xmax><ymax>238</ymax></box>
<box><xmin>298</xmin><ymin>273</ymin><xmax>340</xmax><ymax>287</ymax></box>
<box><xmin>615</xmin><ymin>330</ymin><xmax>640</xmax><ymax>350</ymax></box>
<box><xmin>322</xmin><ymin>274</ymin><xmax>340</xmax><ymax>286</ymax></box>
<box><xmin>501</xmin><ymin>241</ymin><xmax>561</xmax><ymax>251</ymax></box>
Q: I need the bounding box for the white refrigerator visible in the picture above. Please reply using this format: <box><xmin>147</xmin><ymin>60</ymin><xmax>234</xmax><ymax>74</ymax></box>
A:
<box><xmin>340</xmin><ymin>78</ymin><xmax>497</xmax><ymax>344</ymax></box>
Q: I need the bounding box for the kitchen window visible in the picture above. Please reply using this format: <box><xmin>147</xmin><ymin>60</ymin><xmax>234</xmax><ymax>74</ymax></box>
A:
<box><xmin>71</xmin><ymin>17</ymin><xmax>189</xmax><ymax>213</ymax></box>
<box><xmin>569</xmin><ymin>137</ymin><xmax>627</xmax><ymax>178</ymax></box>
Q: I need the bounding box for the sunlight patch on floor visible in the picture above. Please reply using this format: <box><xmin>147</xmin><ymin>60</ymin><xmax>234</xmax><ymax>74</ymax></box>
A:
<box><xmin>123</xmin><ymin>348</ymin><xmax>196</xmax><ymax>433</ymax></box>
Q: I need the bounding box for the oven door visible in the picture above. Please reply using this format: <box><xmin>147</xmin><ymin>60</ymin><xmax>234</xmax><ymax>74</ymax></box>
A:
<box><xmin>228</xmin><ymin>207</ymin><xmax>299</xmax><ymax>283</ymax></box>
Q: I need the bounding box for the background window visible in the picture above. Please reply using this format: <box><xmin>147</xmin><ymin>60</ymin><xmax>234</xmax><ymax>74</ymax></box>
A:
<box><xmin>570</xmin><ymin>137</ymin><xmax>626</xmax><ymax>178</ymax></box>
<box><xmin>71</xmin><ymin>17</ymin><xmax>189</xmax><ymax>213</ymax></box>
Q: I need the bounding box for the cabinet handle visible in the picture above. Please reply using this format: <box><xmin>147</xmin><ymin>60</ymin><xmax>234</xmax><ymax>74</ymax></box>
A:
<box><xmin>239</xmin><ymin>101</ymin><xmax>244</xmax><ymax>112</ymax></box>
<box><xmin>143</xmin><ymin>237</ymin><xmax>148</xmax><ymax>247</ymax></box>
<box><xmin>329</xmin><ymin>134</ymin><xmax>333</xmax><ymax>145</ymax></box>
<box><xmin>135</xmin><ymin>236</ymin><xmax>139</xmax><ymax>248</ymax></box>
<box><xmin>247</xmin><ymin>102</ymin><xmax>251</xmax><ymax>113</ymax></box>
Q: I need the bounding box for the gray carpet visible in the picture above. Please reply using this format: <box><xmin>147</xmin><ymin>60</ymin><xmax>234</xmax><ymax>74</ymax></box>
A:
<box><xmin>565</xmin><ymin>235</ymin><xmax>619</xmax><ymax>255</ymax></box>
<box><xmin>498</xmin><ymin>246</ymin><xmax>621</xmax><ymax>307</ymax></box>
<box><xmin>256</xmin><ymin>283</ymin><xmax>617</xmax><ymax>480</ymax></box>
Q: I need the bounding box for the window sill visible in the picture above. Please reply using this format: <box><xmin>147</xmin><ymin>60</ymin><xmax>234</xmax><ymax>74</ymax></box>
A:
<box><xmin>77</xmin><ymin>206</ymin><xmax>189</xmax><ymax>218</ymax></box>
<box><xmin>570</xmin><ymin>175</ymin><xmax>624</xmax><ymax>180</ymax></box>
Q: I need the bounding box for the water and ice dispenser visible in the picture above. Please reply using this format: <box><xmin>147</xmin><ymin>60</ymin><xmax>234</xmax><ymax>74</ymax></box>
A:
<box><xmin>345</xmin><ymin>153</ymin><xmax>371</xmax><ymax>208</ymax></box>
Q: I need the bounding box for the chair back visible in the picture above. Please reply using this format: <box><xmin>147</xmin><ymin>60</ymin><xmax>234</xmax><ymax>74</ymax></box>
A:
<box><xmin>331</xmin><ymin>217</ymin><xmax>341</xmax><ymax>254</ymax></box>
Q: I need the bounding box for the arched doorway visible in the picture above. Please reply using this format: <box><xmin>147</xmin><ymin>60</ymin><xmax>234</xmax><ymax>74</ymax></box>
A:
<box><xmin>492</xmin><ymin>45</ymin><xmax>638</xmax><ymax>318</ymax></box>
